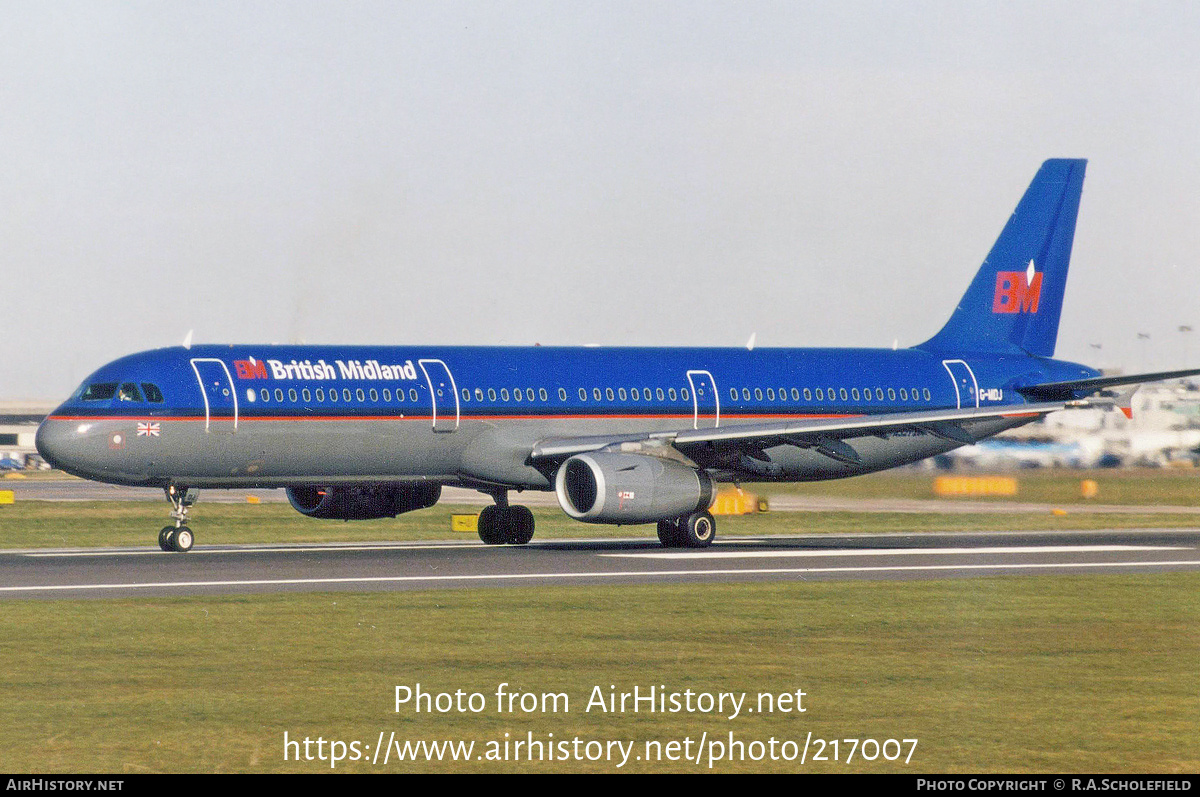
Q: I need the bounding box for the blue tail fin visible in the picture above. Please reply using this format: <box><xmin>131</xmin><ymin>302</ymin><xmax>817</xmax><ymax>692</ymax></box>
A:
<box><xmin>919</xmin><ymin>159</ymin><xmax>1087</xmax><ymax>357</ymax></box>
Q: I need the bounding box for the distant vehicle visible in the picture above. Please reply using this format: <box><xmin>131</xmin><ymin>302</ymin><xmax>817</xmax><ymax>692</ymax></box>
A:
<box><xmin>0</xmin><ymin>455</ymin><xmax>25</xmax><ymax>470</ymax></box>
<box><xmin>36</xmin><ymin>159</ymin><xmax>1200</xmax><ymax>551</ymax></box>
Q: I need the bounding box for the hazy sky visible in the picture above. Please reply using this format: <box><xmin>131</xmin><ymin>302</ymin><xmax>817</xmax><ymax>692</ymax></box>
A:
<box><xmin>6</xmin><ymin>2</ymin><xmax>1200</xmax><ymax>399</ymax></box>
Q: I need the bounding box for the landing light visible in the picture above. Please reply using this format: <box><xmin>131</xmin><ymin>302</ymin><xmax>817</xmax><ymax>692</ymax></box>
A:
<box><xmin>76</xmin><ymin>424</ymin><xmax>92</xmax><ymax>434</ymax></box>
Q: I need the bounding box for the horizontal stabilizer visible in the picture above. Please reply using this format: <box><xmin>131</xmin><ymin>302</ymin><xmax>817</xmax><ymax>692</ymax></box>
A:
<box><xmin>1016</xmin><ymin>367</ymin><xmax>1200</xmax><ymax>402</ymax></box>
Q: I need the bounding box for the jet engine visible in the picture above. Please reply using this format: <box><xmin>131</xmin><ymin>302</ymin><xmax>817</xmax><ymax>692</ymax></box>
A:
<box><xmin>555</xmin><ymin>452</ymin><xmax>713</xmax><ymax>524</ymax></box>
<box><xmin>286</xmin><ymin>483</ymin><xmax>442</xmax><ymax>520</ymax></box>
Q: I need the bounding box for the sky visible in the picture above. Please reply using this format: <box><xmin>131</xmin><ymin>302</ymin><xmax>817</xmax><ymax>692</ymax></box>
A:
<box><xmin>5</xmin><ymin>1</ymin><xmax>1200</xmax><ymax>399</ymax></box>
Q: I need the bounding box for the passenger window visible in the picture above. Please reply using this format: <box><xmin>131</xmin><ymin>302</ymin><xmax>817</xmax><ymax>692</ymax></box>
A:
<box><xmin>876</xmin><ymin>388</ymin><xmax>884</xmax><ymax>401</ymax></box>
<box><xmin>815</xmin><ymin>388</ymin><xmax>823</xmax><ymax>400</ymax></box>
<box><xmin>593</xmin><ymin>388</ymin><xmax>602</xmax><ymax>401</ymax></box>
<box><xmin>579</xmin><ymin>388</ymin><xmax>587</xmax><ymax>401</ymax></box>
<box><xmin>303</xmin><ymin>389</ymin><xmax>312</xmax><ymax>402</ymax></box>
<box><xmin>501</xmin><ymin>389</ymin><xmax>510</xmax><ymax>401</ymax></box>
<box><xmin>630</xmin><ymin>389</ymin><xmax>639</xmax><ymax>402</ymax></box>
<box><xmin>730</xmin><ymin>388</ymin><xmax>738</xmax><ymax>401</ymax></box>
<box><xmin>802</xmin><ymin>388</ymin><xmax>811</xmax><ymax>401</ymax></box>
<box><xmin>557</xmin><ymin>388</ymin><xmax>566</xmax><ymax>401</ymax></box>
<box><xmin>656</xmin><ymin>388</ymin><xmax>665</xmax><ymax>400</ymax></box>
<box><xmin>605</xmin><ymin>388</ymin><xmax>614</xmax><ymax>401</ymax></box>
<box><xmin>668</xmin><ymin>388</ymin><xmax>677</xmax><ymax>400</ymax></box>
<box><xmin>461</xmin><ymin>389</ymin><xmax>469</xmax><ymax>402</ymax></box>
<box><xmin>742</xmin><ymin>388</ymin><xmax>751</xmax><ymax>401</ymax></box>
<box><xmin>409</xmin><ymin>388</ymin><xmax>418</xmax><ymax>401</ymax></box>
<box><xmin>767</xmin><ymin>388</ymin><xmax>775</xmax><ymax>401</ymax></box>
<box><xmin>900</xmin><ymin>388</ymin><xmax>908</xmax><ymax>401</ymax></box>
<box><xmin>329</xmin><ymin>389</ymin><xmax>338</xmax><ymax>403</ymax></box>
<box><xmin>852</xmin><ymin>388</ymin><xmax>861</xmax><ymax>401</ymax></box>
<box><xmin>289</xmin><ymin>389</ymin><xmax>298</xmax><ymax>402</ymax></box>
<box><xmin>513</xmin><ymin>389</ymin><xmax>522</xmax><ymax>403</ymax></box>
<box><xmin>474</xmin><ymin>388</ymin><xmax>483</xmax><ymax>401</ymax></box>
<box><xmin>754</xmin><ymin>388</ymin><xmax>762</xmax><ymax>401</ymax></box>
<box><xmin>488</xmin><ymin>388</ymin><xmax>497</xmax><ymax>401</ymax></box>
<box><xmin>141</xmin><ymin>383</ymin><xmax>165</xmax><ymax>403</ymax></box>
<box><xmin>922</xmin><ymin>388</ymin><xmax>931</xmax><ymax>401</ymax></box>
<box><xmin>261</xmin><ymin>389</ymin><xmax>270</xmax><ymax>402</ymax></box>
<box><xmin>887</xmin><ymin>388</ymin><xmax>895</xmax><ymax>401</ymax></box>
<box><xmin>345</xmin><ymin>389</ymin><xmax>354</xmax><ymax>402</ymax></box>
<box><xmin>618</xmin><ymin>388</ymin><xmax>627</xmax><ymax>401</ymax></box>
<box><xmin>527</xmin><ymin>389</ymin><xmax>535</xmax><ymax>401</ymax></box>
<box><xmin>681</xmin><ymin>388</ymin><xmax>689</xmax><ymax>401</ymax></box>
<box><xmin>317</xmin><ymin>388</ymin><xmax>325</xmax><ymax>402</ymax></box>
<box><xmin>839</xmin><ymin>388</ymin><xmax>848</xmax><ymax>401</ymax></box>
<box><xmin>275</xmin><ymin>389</ymin><xmax>284</xmax><ymax>402</ymax></box>
<box><xmin>118</xmin><ymin>383</ymin><xmax>143</xmax><ymax>402</ymax></box>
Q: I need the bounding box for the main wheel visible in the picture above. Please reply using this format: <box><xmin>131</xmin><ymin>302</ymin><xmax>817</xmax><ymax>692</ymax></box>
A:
<box><xmin>678</xmin><ymin>511</ymin><xmax>716</xmax><ymax>548</ymax></box>
<box><xmin>159</xmin><ymin>526</ymin><xmax>175</xmax><ymax>552</ymax></box>
<box><xmin>172</xmin><ymin>526</ymin><xmax>195</xmax><ymax>553</ymax></box>
<box><xmin>477</xmin><ymin>505</ymin><xmax>508</xmax><ymax>545</ymax></box>
<box><xmin>656</xmin><ymin>519</ymin><xmax>681</xmax><ymax>547</ymax></box>
<box><xmin>505</xmin><ymin>505</ymin><xmax>535</xmax><ymax>545</ymax></box>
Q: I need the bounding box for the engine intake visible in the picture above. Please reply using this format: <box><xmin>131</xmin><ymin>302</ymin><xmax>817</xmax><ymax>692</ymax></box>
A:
<box><xmin>555</xmin><ymin>452</ymin><xmax>713</xmax><ymax>524</ymax></box>
<box><xmin>286</xmin><ymin>483</ymin><xmax>441</xmax><ymax>520</ymax></box>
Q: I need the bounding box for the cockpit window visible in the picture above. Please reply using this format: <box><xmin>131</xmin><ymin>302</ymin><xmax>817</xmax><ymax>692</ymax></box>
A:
<box><xmin>118</xmin><ymin>383</ymin><xmax>144</xmax><ymax>402</ymax></box>
<box><xmin>141</xmin><ymin>383</ymin><xmax>164</xmax><ymax>403</ymax></box>
<box><xmin>79</xmin><ymin>382</ymin><xmax>118</xmax><ymax>401</ymax></box>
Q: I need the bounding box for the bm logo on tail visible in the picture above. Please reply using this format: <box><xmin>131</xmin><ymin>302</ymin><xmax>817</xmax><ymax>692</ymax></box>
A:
<box><xmin>992</xmin><ymin>260</ymin><xmax>1042</xmax><ymax>314</ymax></box>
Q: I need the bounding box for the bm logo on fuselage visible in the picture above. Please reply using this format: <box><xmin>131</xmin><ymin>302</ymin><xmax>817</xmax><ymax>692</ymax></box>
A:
<box><xmin>992</xmin><ymin>271</ymin><xmax>1042</xmax><ymax>314</ymax></box>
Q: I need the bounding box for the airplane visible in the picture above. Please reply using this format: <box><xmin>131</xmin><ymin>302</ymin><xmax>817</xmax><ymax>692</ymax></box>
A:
<box><xmin>35</xmin><ymin>159</ymin><xmax>1200</xmax><ymax>552</ymax></box>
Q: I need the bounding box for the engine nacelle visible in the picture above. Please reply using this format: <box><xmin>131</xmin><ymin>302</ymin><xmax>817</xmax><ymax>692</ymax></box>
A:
<box><xmin>286</xmin><ymin>483</ymin><xmax>441</xmax><ymax>520</ymax></box>
<box><xmin>555</xmin><ymin>452</ymin><xmax>714</xmax><ymax>524</ymax></box>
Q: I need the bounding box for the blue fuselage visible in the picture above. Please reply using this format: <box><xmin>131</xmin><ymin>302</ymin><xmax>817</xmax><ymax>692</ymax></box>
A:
<box><xmin>36</xmin><ymin>343</ymin><xmax>1097</xmax><ymax>489</ymax></box>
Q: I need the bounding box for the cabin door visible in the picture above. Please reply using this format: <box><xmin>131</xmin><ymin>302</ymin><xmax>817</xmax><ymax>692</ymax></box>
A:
<box><xmin>418</xmin><ymin>359</ymin><xmax>460</xmax><ymax>432</ymax></box>
<box><xmin>687</xmin><ymin>370</ymin><xmax>720</xmax><ymax>429</ymax></box>
<box><xmin>941</xmin><ymin>359</ymin><xmax>979</xmax><ymax>409</ymax></box>
<box><xmin>190</xmin><ymin>358</ymin><xmax>239</xmax><ymax>432</ymax></box>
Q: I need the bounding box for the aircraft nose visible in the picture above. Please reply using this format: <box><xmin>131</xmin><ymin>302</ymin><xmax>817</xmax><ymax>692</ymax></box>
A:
<box><xmin>35</xmin><ymin>418</ymin><xmax>76</xmax><ymax>472</ymax></box>
<box><xmin>34</xmin><ymin>420</ymin><xmax>68</xmax><ymax>470</ymax></box>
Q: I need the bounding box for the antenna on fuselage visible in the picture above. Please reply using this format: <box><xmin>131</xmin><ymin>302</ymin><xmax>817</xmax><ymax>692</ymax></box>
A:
<box><xmin>746</xmin><ymin>332</ymin><xmax>756</xmax><ymax>351</ymax></box>
<box><xmin>182</xmin><ymin>329</ymin><xmax>194</xmax><ymax>350</ymax></box>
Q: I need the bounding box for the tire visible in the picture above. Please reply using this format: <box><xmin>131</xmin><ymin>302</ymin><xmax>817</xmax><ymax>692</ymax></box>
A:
<box><xmin>159</xmin><ymin>526</ymin><xmax>175</xmax><ymax>551</ymax></box>
<box><xmin>679</xmin><ymin>511</ymin><xmax>715</xmax><ymax>548</ymax></box>
<box><xmin>505</xmin><ymin>505</ymin><xmax>535</xmax><ymax>545</ymax></box>
<box><xmin>656</xmin><ymin>519</ymin><xmax>681</xmax><ymax>547</ymax></box>
<box><xmin>477</xmin><ymin>505</ymin><xmax>508</xmax><ymax>545</ymax></box>
<box><xmin>172</xmin><ymin>526</ymin><xmax>194</xmax><ymax>553</ymax></box>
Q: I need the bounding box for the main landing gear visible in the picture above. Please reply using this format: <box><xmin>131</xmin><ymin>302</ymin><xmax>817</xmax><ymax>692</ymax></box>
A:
<box><xmin>656</xmin><ymin>510</ymin><xmax>716</xmax><ymax>549</ymax></box>
<box><xmin>159</xmin><ymin>485</ymin><xmax>199</xmax><ymax>553</ymax></box>
<box><xmin>476</xmin><ymin>491</ymin><xmax>535</xmax><ymax>545</ymax></box>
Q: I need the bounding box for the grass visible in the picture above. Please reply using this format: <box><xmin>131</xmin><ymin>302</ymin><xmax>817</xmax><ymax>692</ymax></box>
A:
<box><xmin>0</xmin><ymin>576</ymin><xmax>1196</xmax><ymax>773</ymax></box>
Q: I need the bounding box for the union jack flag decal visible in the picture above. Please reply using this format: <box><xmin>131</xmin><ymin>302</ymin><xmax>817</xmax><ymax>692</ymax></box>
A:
<box><xmin>136</xmin><ymin>422</ymin><xmax>161</xmax><ymax>437</ymax></box>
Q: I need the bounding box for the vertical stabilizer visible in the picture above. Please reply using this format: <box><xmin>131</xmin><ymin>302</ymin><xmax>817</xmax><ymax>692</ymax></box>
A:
<box><xmin>919</xmin><ymin>159</ymin><xmax>1086</xmax><ymax>357</ymax></box>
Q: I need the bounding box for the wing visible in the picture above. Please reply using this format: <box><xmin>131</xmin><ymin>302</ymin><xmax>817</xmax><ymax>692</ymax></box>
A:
<box><xmin>529</xmin><ymin>399</ymin><xmax>1106</xmax><ymax>469</ymax></box>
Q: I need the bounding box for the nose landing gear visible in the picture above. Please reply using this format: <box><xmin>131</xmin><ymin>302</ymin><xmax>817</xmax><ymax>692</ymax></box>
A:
<box><xmin>159</xmin><ymin>485</ymin><xmax>198</xmax><ymax>552</ymax></box>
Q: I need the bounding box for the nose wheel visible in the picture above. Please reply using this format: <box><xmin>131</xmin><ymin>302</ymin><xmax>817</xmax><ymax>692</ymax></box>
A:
<box><xmin>160</xmin><ymin>486</ymin><xmax>199</xmax><ymax>553</ymax></box>
<box><xmin>159</xmin><ymin>525</ymin><xmax>195</xmax><ymax>552</ymax></box>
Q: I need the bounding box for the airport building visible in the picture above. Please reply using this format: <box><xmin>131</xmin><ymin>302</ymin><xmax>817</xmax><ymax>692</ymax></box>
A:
<box><xmin>0</xmin><ymin>402</ymin><xmax>55</xmax><ymax>469</ymax></box>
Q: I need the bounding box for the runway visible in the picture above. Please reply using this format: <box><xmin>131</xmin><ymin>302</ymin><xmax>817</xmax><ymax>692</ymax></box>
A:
<box><xmin>3</xmin><ymin>528</ymin><xmax>1199</xmax><ymax>599</ymax></box>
